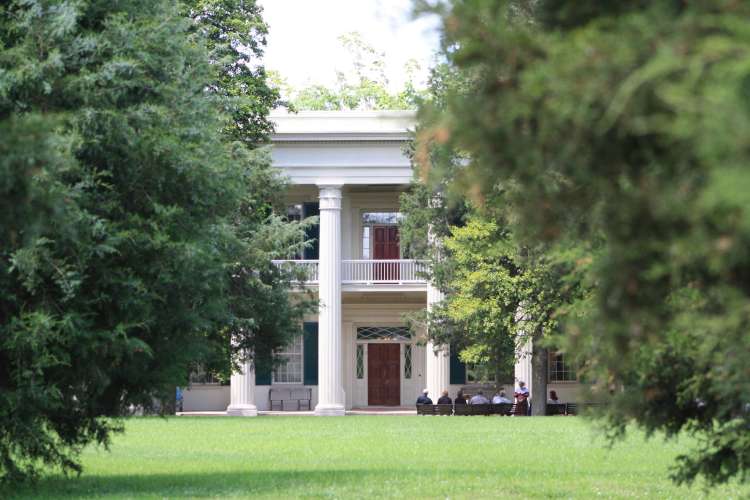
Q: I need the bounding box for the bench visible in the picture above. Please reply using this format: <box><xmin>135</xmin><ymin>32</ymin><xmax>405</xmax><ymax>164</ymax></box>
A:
<box><xmin>418</xmin><ymin>403</ymin><xmax>517</xmax><ymax>416</ymax></box>
<box><xmin>269</xmin><ymin>387</ymin><xmax>312</xmax><ymax>411</ymax></box>
<box><xmin>416</xmin><ymin>404</ymin><xmax>454</xmax><ymax>416</ymax></box>
<box><xmin>563</xmin><ymin>402</ymin><xmax>605</xmax><ymax>416</ymax></box>
<box><xmin>546</xmin><ymin>403</ymin><xmax>568</xmax><ymax>416</ymax></box>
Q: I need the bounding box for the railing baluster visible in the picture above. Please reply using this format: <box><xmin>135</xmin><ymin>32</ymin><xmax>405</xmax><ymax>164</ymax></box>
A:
<box><xmin>271</xmin><ymin>259</ymin><xmax>427</xmax><ymax>285</ymax></box>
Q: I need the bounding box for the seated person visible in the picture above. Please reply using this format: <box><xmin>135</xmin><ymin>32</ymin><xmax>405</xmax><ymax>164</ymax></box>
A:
<box><xmin>437</xmin><ymin>390</ymin><xmax>452</xmax><ymax>405</ymax></box>
<box><xmin>454</xmin><ymin>389</ymin><xmax>467</xmax><ymax>405</ymax></box>
<box><xmin>548</xmin><ymin>390</ymin><xmax>561</xmax><ymax>404</ymax></box>
<box><xmin>469</xmin><ymin>390</ymin><xmax>490</xmax><ymax>405</ymax></box>
<box><xmin>492</xmin><ymin>391</ymin><xmax>511</xmax><ymax>404</ymax></box>
<box><xmin>416</xmin><ymin>389</ymin><xmax>433</xmax><ymax>405</ymax></box>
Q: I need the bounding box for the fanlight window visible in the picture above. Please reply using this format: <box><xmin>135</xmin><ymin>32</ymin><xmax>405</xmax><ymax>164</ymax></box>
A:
<box><xmin>356</xmin><ymin>326</ymin><xmax>412</xmax><ymax>342</ymax></box>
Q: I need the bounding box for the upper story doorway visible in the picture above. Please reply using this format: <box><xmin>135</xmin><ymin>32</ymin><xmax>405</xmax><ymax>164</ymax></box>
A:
<box><xmin>364</xmin><ymin>213</ymin><xmax>402</xmax><ymax>281</ymax></box>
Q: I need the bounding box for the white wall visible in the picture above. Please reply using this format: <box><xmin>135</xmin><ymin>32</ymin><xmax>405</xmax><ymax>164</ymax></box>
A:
<box><xmin>182</xmin><ymin>385</ymin><xmax>229</xmax><ymax>412</ymax></box>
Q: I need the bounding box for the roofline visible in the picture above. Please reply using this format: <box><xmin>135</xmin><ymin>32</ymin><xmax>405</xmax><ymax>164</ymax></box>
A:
<box><xmin>270</xmin><ymin>110</ymin><xmax>416</xmax><ymax>142</ymax></box>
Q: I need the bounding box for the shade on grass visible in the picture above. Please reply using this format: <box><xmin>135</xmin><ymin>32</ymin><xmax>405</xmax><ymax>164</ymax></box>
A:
<box><xmin>7</xmin><ymin>416</ymin><xmax>749</xmax><ymax>499</ymax></box>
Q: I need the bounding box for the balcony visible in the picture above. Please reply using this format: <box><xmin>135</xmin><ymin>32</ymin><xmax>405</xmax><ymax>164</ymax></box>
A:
<box><xmin>272</xmin><ymin>259</ymin><xmax>428</xmax><ymax>289</ymax></box>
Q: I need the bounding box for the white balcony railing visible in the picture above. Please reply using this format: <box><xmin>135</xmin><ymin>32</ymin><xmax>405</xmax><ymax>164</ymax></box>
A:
<box><xmin>271</xmin><ymin>259</ymin><xmax>427</xmax><ymax>285</ymax></box>
<box><xmin>342</xmin><ymin>259</ymin><xmax>426</xmax><ymax>284</ymax></box>
<box><xmin>272</xmin><ymin>260</ymin><xmax>319</xmax><ymax>282</ymax></box>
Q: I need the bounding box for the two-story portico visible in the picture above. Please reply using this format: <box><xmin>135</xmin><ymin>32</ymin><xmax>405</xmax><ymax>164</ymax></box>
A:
<box><xmin>217</xmin><ymin>111</ymin><xmax>467</xmax><ymax>416</ymax></box>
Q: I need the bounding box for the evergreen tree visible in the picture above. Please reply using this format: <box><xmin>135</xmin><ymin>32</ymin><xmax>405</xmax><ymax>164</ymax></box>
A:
<box><xmin>417</xmin><ymin>0</ymin><xmax>750</xmax><ymax>485</ymax></box>
<box><xmin>0</xmin><ymin>0</ymin><xmax>308</xmax><ymax>481</ymax></box>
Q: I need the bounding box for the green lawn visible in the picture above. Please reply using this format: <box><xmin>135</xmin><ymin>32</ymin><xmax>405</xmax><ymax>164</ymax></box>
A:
<box><xmin>7</xmin><ymin>416</ymin><xmax>748</xmax><ymax>499</ymax></box>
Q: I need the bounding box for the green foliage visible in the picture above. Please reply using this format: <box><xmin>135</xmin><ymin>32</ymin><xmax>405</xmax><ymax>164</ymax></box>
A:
<box><xmin>183</xmin><ymin>0</ymin><xmax>281</xmax><ymax>144</ymax></box>
<box><xmin>419</xmin><ymin>0</ymin><xmax>750</xmax><ymax>485</ymax></box>
<box><xmin>279</xmin><ymin>32</ymin><xmax>424</xmax><ymax>111</ymax></box>
<box><xmin>0</xmin><ymin>0</ymin><xmax>310</xmax><ymax>481</ymax></box>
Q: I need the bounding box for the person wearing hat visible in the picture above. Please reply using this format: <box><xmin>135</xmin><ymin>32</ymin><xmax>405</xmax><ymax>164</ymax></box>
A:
<box><xmin>416</xmin><ymin>389</ymin><xmax>433</xmax><ymax>405</ymax></box>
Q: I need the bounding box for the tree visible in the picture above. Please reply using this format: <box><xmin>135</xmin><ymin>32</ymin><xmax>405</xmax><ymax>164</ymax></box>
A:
<box><xmin>416</xmin><ymin>0</ymin><xmax>750</xmax><ymax>485</ymax></box>
<box><xmin>184</xmin><ymin>0</ymin><xmax>281</xmax><ymax>144</ymax></box>
<box><xmin>400</xmin><ymin>59</ymin><xmax>586</xmax><ymax>412</ymax></box>
<box><xmin>0</xmin><ymin>0</ymin><xmax>308</xmax><ymax>482</ymax></box>
<box><xmin>276</xmin><ymin>32</ymin><xmax>424</xmax><ymax>111</ymax></box>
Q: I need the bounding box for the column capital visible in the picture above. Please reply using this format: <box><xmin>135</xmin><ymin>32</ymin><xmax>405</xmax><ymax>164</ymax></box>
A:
<box><xmin>318</xmin><ymin>184</ymin><xmax>343</xmax><ymax>210</ymax></box>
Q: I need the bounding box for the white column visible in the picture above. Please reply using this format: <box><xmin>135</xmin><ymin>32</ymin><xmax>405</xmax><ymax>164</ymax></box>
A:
<box><xmin>315</xmin><ymin>184</ymin><xmax>346</xmax><ymax>416</ymax></box>
<box><xmin>227</xmin><ymin>354</ymin><xmax>257</xmax><ymax>416</ymax></box>
<box><xmin>425</xmin><ymin>284</ymin><xmax>450</xmax><ymax>400</ymax></box>
<box><xmin>514</xmin><ymin>337</ymin><xmax>533</xmax><ymax>397</ymax></box>
<box><xmin>424</xmin><ymin>200</ymin><xmax>451</xmax><ymax>401</ymax></box>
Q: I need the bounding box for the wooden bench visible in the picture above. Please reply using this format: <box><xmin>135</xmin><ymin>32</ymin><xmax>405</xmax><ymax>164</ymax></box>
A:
<box><xmin>421</xmin><ymin>403</ymin><xmax>515</xmax><ymax>416</ymax></box>
<box><xmin>547</xmin><ymin>403</ymin><xmax>568</xmax><ymax>416</ymax></box>
<box><xmin>492</xmin><ymin>403</ymin><xmax>516</xmax><ymax>416</ymax></box>
<box><xmin>564</xmin><ymin>402</ymin><xmax>605</xmax><ymax>416</ymax></box>
<box><xmin>416</xmin><ymin>404</ymin><xmax>453</xmax><ymax>416</ymax></box>
<box><xmin>269</xmin><ymin>387</ymin><xmax>312</xmax><ymax>411</ymax></box>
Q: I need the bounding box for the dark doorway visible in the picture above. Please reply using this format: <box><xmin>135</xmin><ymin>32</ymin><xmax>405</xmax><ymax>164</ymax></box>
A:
<box><xmin>367</xmin><ymin>344</ymin><xmax>401</xmax><ymax>406</ymax></box>
<box><xmin>373</xmin><ymin>225</ymin><xmax>399</xmax><ymax>280</ymax></box>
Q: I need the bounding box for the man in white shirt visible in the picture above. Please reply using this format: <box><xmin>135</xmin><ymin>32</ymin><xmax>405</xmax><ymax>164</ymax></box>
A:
<box><xmin>492</xmin><ymin>391</ymin><xmax>511</xmax><ymax>404</ymax></box>
<box><xmin>469</xmin><ymin>390</ymin><xmax>490</xmax><ymax>405</ymax></box>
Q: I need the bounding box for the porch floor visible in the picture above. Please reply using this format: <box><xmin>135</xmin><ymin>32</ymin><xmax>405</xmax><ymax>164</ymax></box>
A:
<box><xmin>177</xmin><ymin>406</ymin><xmax>417</xmax><ymax>417</ymax></box>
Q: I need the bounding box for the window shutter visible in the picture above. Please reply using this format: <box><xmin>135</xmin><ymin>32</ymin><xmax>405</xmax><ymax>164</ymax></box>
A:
<box><xmin>449</xmin><ymin>345</ymin><xmax>466</xmax><ymax>385</ymax></box>
<box><xmin>303</xmin><ymin>322</ymin><xmax>318</xmax><ymax>385</ymax></box>
<box><xmin>254</xmin><ymin>349</ymin><xmax>272</xmax><ymax>386</ymax></box>
<box><xmin>303</xmin><ymin>202</ymin><xmax>319</xmax><ymax>260</ymax></box>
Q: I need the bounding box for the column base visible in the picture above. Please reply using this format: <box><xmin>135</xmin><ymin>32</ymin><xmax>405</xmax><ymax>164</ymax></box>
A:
<box><xmin>226</xmin><ymin>404</ymin><xmax>258</xmax><ymax>417</ymax></box>
<box><xmin>314</xmin><ymin>403</ymin><xmax>346</xmax><ymax>416</ymax></box>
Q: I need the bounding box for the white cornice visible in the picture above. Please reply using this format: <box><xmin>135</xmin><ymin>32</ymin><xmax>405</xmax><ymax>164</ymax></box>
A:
<box><xmin>270</xmin><ymin>110</ymin><xmax>416</xmax><ymax>142</ymax></box>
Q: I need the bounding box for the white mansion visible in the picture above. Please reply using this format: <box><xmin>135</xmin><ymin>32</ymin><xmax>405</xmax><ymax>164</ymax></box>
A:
<box><xmin>182</xmin><ymin>111</ymin><xmax>579</xmax><ymax>415</ymax></box>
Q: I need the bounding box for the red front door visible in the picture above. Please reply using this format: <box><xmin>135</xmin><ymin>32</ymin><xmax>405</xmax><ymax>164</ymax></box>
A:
<box><xmin>367</xmin><ymin>344</ymin><xmax>401</xmax><ymax>406</ymax></box>
<box><xmin>373</xmin><ymin>225</ymin><xmax>399</xmax><ymax>280</ymax></box>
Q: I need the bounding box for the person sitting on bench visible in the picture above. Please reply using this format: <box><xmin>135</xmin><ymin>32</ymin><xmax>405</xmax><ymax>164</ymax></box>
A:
<box><xmin>454</xmin><ymin>389</ymin><xmax>467</xmax><ymax>405</ymax></box>
<box><xmin>416</xmin><ymin>389</ymin><xmax>433</xmax><ymax>405</ymax></box>
<box><xmin>469</xmin><ymin>390</ymin><xmax>490</xmax><ymax>405</ymax></box>
<box><xmin>492</xmin><ymin>391</ymin><xmax>511</xmax><ymax>404</ymax></box>
<box><xmin>437</xmin><ymin>390</ymin><xmax>452</xmax><ymax>405</ymax></box>
<box><xmin>548</xmin><ymin>390</ymin><xmax>561</xmax><ymax>404</ymax></box>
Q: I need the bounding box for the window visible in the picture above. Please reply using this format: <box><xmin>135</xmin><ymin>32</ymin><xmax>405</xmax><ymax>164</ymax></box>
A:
<box><xmin>404</xmin><ymin>345</ymin><xmax>412</xmax><ymax>379</ymax></box>
<box><xmin>362</xmin><ymin>227</ymin><xmax>370</xmax><ymax>259</ymax></box>
<box><xmin>356</xmin><ymin>345</ymin><xmax>364</xmax><ymax>379</ymax></box>
<box><xmin>273</xmin><ymin>335</ymin><xmax>303</xmax><ymax>384</ymax></box>
<box><xmin>362</xmin><ymin>212</ymin><xmax>403</xmax><ymax>225</ymax></box>
<box><xmin>284</xmin><ymin>204</ymin><xmax>303</xmax><ymax>259</ymax></box>
<box><xmin>548</xmin><ymin>352</ymin><xmax>577</xmax><ymax>382</ymax></box>
<box><xmin>189</xmin><ymin>366</ymin><xmax>220</xmax><ymax>385</ymax></box>
<box><xmin>356</xmin><ymin>326</ymin><xmax>412</xmax><ymax>342</ymax></box>
<box><xmin>286</xmin><ymin>204</ymin><xmax>303</xmax><ymax>222</ymax></box>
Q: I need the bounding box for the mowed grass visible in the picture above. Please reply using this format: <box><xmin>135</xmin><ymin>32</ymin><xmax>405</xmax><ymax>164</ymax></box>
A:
<box><xmin>7</xmin><ymin>416</ymin><xmax>749</xmax><ymax>499</ymax></box>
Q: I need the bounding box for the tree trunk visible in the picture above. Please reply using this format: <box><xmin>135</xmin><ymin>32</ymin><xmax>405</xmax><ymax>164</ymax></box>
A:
<box><xmin>530</xmin><ymin>334</ymin><xmax>548</xmax><ymax>416</ymax></box>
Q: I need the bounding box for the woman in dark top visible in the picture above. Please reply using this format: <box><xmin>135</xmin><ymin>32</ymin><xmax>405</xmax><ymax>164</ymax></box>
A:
<box><xmin>437</xmin><ymin>390</ymin><xmax>452</xmax><ymax>405</ymax></box>
<box><xmin>454</xmin><ymin>389</ymin><xmax>467</xmax><ymax>405</ymax></box>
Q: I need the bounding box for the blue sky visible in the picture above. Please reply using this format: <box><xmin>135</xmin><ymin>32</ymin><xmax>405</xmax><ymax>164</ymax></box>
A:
<box><xmin>258</xmin><ymin>0</ymin><xmax>441</xmax><ymax>91</ymax></box>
